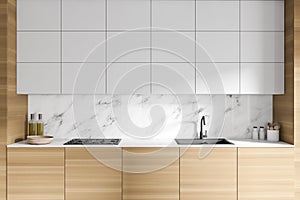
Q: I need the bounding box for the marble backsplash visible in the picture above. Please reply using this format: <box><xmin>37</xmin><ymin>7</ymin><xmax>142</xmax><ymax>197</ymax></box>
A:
<box><xmin>28</xmin><ymin>95</ymin><xmax>272</xmax><ymax>139</ymax></box>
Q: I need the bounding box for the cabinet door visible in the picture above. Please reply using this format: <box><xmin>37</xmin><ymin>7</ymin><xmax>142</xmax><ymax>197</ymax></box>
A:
<box><xmin>180</xmin><ymin>147</ymin><xmax>237</xmax><ymax>200</ymax></box>
<box><xmin>17</xmin><ymin>63</ymin><xmax>61</xmax><ymax>94</ymax></box>
<box><xmin>107</xmin><ymin>62</ymin><xmax>150</xmax><ymax>94</ymax></box>
<box><xmin>7</xmin><ymin>148</ymin><xmax>64</xmax><ymax>200</ymax></box>
<box><xmin>66</xmin><ymin>148</ymin><xmax>122</xmax><ymax>200</ymax></box>
<box><xmin>62</xmin><ymin>63</ymin><xmax>106</xmax><ymax>94</ymax></box>
<box><xmin>238</xmin><ymin>148</ymin><xmax>294</xmax><ymax>200</ymax></box>
<box><xmin>123</xmin><ymin>148</ymin><xmax>179</xmax><ymax>200</ymax></box>
<box><xmin>241</xmin><ymin>63</ymin><xmax>284</xmax><ymax>94</ymax></box>
<box><xmin>196</xmin><ymin>63</ymin><xmax>239</xmax><ymax>94</ymax></box>
<box><xmin>152</xmin><ymin>63</ymin><xmax>195</xmax><ymax>94</ymax></box>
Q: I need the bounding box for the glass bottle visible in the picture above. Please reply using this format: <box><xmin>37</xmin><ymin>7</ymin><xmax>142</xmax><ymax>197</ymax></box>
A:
<box><xmin>37</xmin><ymin>114</ymin><xmax>44</xmax><ymax>136</ymax></box>
<box><xmin>28</xmin><ymin>113</ymin><xmax>37</xmax><ymax>136</ymax></box>
<box><xmin>252</xmin><ymin>126</ymin><xmax>258</xmax><ymax>140</ymax></box>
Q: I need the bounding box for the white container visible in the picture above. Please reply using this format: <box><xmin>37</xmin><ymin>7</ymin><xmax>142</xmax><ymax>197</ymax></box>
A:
<box><xmin>252</xmin><ymin>127</ymin><xmax>259</xmax><ymax>140</ymax></box>
<box><xmin>259</xmin><ymin>127</ymin><xmax>265</xmax><ymax>140</ymax></box>
<box><xmin>267</xmin><ymin>130</ymin><xmax>279</xmax><ymax>142</ymax></box>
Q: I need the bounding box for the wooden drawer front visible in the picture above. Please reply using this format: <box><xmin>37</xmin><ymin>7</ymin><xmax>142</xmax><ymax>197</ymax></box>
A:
<box><xmin>7</xmin><ymin>148</ymin><xmax>64</xmax><ymax>200</ymax></box>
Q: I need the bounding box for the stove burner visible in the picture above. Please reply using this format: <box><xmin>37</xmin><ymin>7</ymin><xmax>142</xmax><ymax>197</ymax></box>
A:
<box><xmin>64</xmin><ymin>138</ymin><xmax>121</xmax><ymax>145</ymax></box>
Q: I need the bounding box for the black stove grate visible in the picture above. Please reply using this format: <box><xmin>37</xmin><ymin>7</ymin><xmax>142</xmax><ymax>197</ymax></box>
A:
<box><xmin>64</xmin><ymin>138</ymin><xmax>121</xmax><ymax>145</ymax></box>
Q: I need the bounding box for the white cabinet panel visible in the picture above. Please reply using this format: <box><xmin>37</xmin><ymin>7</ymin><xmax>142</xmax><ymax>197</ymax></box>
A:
<box><xmin>241</xmin><ymin>63</ymin><xmax>284</xmax><ymax>94</ymax></box>
<box><xmin>196</xmin><ymin>32</ymin><xmax>239</xmax><ymax>63</ymax></box>
<box><xmin>196</xmin><ymin>1</ymin><xmax>239</xmax><ymax>31</ymax></box>
<box><xmin>107</xmin><ymin>0</ymin><xmax>150</xmax><ymax>30</ymax></box>
<box><xmin>196</xmin><ymin>63</ymin><xmax>239</xmax><ymax>94</ymax></box>
<box><xmin>107</xmin><ymin>32</ymin><xmax>150</xmax><ymax>63</ymax></box>
<box><xmin>241</xmin><ymin>1</ymin><xmax>284</xmax><ymax>31</ymax></box>
<box><xmin>241</xmin><ymin>32</ymin><xmax>284</xmax><ymax>62</ymax></box>
<box><xmin>152</xmin><ymin>63</ymin><xmax>195</xmax><ymax>94</ymax></box>
<box><xmin>62</xmin><ymin>0</ymin><xmax>105</xmax><ymax>30</ymax></box>
<box><xmin>17</xmin><ymin>32</ymin><xmax>60</xmax><ymax>62</ymax></box>
<box><xmin>17</xmin><ymin>63</ymin><xmax>61</xmax><ymax>94</ymax></box>
<box><xmin>107</xmin><ymin>63</ymin><xmax>150</xmax><ymax>94</ymax></box>
<box><xmin>17</xmin><ymin>0</ymin><xmax>60</xmax><ymax>30</ymax></box>
<box><xmin>152</xmin><ymin>32</ymin><xmax>195</xmax><ymax>63</ymax></box>
<box><xmin>62</xmin><ymin>32</ymin><xmax>105</xmax><ymax>62</ymax></box>
<box><xmin>62</xmin><ymin>63</ymin><xmax>106</xmax><ymax>94</ymax></box>
<box><xmin>152</xmin><ymin>0</ymin><xmax>195</xmax><ymax>30</ymax></box>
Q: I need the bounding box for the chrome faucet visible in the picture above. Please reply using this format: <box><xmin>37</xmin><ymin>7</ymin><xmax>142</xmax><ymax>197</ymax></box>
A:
<box><xmin>199</xmin><ymin>116</ymin><xmax>206</xmax><ymax>139</ymax></box>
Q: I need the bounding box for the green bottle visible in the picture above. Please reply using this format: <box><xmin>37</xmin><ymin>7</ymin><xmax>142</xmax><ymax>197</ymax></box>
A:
<box><xmin>37</xmin><ymin>114</ymin><xmax>44</xmax><ymax>136</ymax></box>
<box><xmin>28</xmin><ymin>113</ymin><xmax>37</xmax><ymax>136</ymax></box>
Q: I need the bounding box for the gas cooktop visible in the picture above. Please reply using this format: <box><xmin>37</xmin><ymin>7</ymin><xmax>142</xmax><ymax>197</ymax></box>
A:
<box><xmin>63</xmin><ymin>138</ymin><xmax>121</xmax><ymax>145</ymax></box>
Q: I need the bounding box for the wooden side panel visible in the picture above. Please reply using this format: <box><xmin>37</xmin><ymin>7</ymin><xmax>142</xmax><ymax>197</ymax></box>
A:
<box><xmin>123</xmin><ymin>148</ymin><xmax>179</xmax><ymax>200</ymax></box>
<box><xmin>273</xmin><ymin>0</ymin><xmax>294</xmax><ymax>144</ymax></box>
<box><xmin>295</xmin><ymin>148</ymin><xmax>300</xmax><ymax>199</ymax></box>
<box><xmin>238</xmin><ymin>148</ymin><xmax>294</xmax><ymax>200</ymax></box>
<box><xmin>0</xmin><ymin>0</ymin><xmax>8</xmax><ymax>198</ymax></box>
<box><xmin>0</xmin><ymin>0</ymin><xmax>27</xmax><ymax>199</ymax></box>
<box><xmin>180</xmin><ymin>148</ymin><xmax>237</xmax><ymax>200</ymax></box>
<box><xmin>6</xmin><ymin>0</ymin><xmax>27</xmax><ymax>145</ymax></box>
<box><xmin>66</xmin><ymin>148</ymin><xmax>122</xmax><ymax>200</ymax></box>
<box><xmin>295</xmin><ymin>0</ymin><xmax>300</xmax><ymax>198</ymax></box>
<box><xmin>7</xmin><ymin>148</ymin><xmax>64</xmax><ymax>200</ymax></box>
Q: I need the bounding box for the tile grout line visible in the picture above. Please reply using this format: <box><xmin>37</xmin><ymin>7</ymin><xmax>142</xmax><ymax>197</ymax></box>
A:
<box><xmin>150</xmin><ymin>0</ymin><xmax>152</xmax><ymax>94</ymax></box>
<box><xmin>105</xmin><ymin>0</ymin><xmax>108</xmax><ymax>94</ymax></box>
<box><xmin>239</xmin><ymin>0</ymin><xmax>241</xmax><ymax>94</ymax></box>
<box><xmin>194</xmin><ymin>0</ymin><xmax>197</xmax><ymax>94</ymax></box>
<box><xmin>60</xmin><ymin>0</ymin><xmax>63</xmax><ymax>94</ymax></box>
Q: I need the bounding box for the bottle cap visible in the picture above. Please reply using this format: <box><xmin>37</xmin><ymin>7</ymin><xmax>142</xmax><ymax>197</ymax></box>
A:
<box><xmin>38</xmin><ymin>114</ymin><xmax>43</xmax><ymax>120</ymax></box>
<box><xmin>30</xmin><ymin>113</ymin><xmax>35</xmax><ymax>120</ymax></box>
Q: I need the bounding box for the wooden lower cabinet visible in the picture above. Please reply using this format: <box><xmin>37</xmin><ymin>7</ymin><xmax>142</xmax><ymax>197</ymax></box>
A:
<box><xmin>238</xmin><ymin>148</ymin><xmax>294</xmax><ymax>200</ymax></box>
<box><xmin>122</xmin><ymin>148</ymin><xmax>179</xmax><ymax>200</ymax></box>
<box><xmin>65</xmin><ymin>148</ymin><xmax>122</xmax><ymax>200</ymax></box>
<box><xmin>180</xmin><ymin>147</ymin><xmax>237</xmax><ymax>200</ymax></box>
<box><xmin>7</xmin><ymin>148</ymin><xmax>64</xmax><ymax>200</ymax></box>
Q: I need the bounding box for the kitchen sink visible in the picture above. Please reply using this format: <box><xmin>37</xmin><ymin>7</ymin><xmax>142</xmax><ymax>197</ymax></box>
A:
<box><xmin>175</xmin><ymin>138</ymin><xmax>234</xmax><ymax>145</ymax></box>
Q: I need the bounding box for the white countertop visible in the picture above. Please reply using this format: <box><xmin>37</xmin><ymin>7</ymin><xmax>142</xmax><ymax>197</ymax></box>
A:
<box><xmin>7</xmin><ymin>138</ymin><xmax>294</xmax><ymax>148</ymax></box>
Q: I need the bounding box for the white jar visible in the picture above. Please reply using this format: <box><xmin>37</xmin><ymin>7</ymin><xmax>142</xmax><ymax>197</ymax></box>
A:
<box><xmin>252</xmin><ymin>127</ymin><xmax>259</xmax><ymax>140</ymax></box>
<box><xmin>267</xmin><ymin>130</ymin><xmax>279</xmax><ymax>142</ymax></box>
<box><xmin>259</xmin><ymin>127</ymin><xmax>265</xmax><ymax>140</ymax></box>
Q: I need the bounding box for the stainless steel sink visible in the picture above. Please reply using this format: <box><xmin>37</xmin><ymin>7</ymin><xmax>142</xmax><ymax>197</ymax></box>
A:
<box><xmin>175</xmin><ymin>138</ymin><xmax>234</xmax><ymax>145</ymax></box>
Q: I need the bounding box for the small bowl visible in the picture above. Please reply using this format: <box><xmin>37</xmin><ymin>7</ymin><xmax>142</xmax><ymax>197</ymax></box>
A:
<box><xmin>27</xmin><ymin>136</ymin><xmax>54</xmax><ymax>145</ymax></box>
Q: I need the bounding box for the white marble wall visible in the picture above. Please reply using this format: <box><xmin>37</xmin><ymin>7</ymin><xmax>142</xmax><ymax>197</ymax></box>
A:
<box><xmin>29</xmin><ymin>95</ymin><xmax>272</xmax><ymax>139</ymax></box>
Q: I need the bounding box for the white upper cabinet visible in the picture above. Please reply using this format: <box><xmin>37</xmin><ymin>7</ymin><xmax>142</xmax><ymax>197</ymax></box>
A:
<box><xmin>17</xmin><ymin>32</ymin><xmax>61</xmax><ymax>62</ymax></box>
<box><xmin>241</xmin><ymin>63</ymin><xmax>284</xmax><ymax>94</ymax></box>
<box><xmin>62</xmin><ymin>0</ymin><xmax>105</xmax><ymax>31</ymax></box>
<box><xmin>62</xmin><ymin>32</ymin><xmax>105</xmax><ymax>63</ymax></box>
<box><xmin>16</xmin><ymin>0</ymin><xmax>284</xmax><ymax>95</ymax></box>
<box><xmin>241</xmin><ymin>1</ymin><xmax>284</xmax><ymax>31</ymax></box>
<box><xmin>196</xmin><ymin>32</ymin><xmax>239</xmax><ymax>63</ymax></box>
<box><xmin>17</xmin><ymin>0</ymin><xmax>60</xmax><ymax>30</ymax></box>
<box><xmin>241</xmin><ymin>32</ymin><xmax>284</xmax><ymax>63</ymax></box>
<box><xmin>152</xmin><ymin>63</ymin><xmax>196</xmax><ymax>94</ymax></box>
<box><xmin>107</xmin><ymin>0</ymin><xmax>150</xmax><ymax>31</ymax></box>
<box><xmin>107</xmin><ymin>32</ymin><xmax>151</xmax><ymax>63</ymax></box>
<box><xmin>17</xmin><ymin>63</ymin><xmax>61</xmax><ymax>94</ymax></box>
<box><xmin>152</xmin><ymin>0</ymin><xmax>195</xmax><ymax>31</ymax></box>
<box><xmin>196</xmin><ymin>63</ymin><xmax>239</xmax><ymax>94</ymax></box>
<box><xmin>152</xmin><ymin>32</ymin><xmax>195</xmax><ymax>63</ymax></box>
<box><xmin>196</xmin><ymin>1</ymin><xmax>239</xmax><ymax>31</ymax></box>
<box><xmin>107</xmin><ymin>63</ymin><xmax>150</xmax><ymax>94</ymax></box>
<box><xmin>62</xmin><ymin>63</ymin><xmax>106</xmax><ymax>94</ymax></box>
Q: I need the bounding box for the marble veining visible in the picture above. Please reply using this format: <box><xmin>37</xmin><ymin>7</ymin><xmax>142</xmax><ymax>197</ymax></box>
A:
<box><xmin>29</xmin><ymin>95</ymin><xmax>272</xmax><ymax>139</ymax></box>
